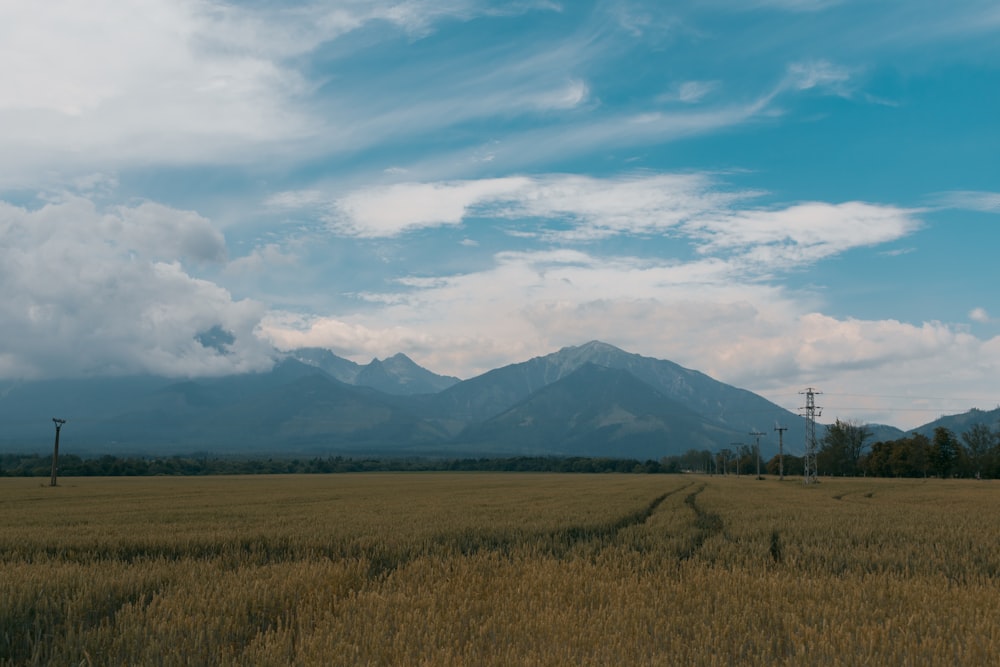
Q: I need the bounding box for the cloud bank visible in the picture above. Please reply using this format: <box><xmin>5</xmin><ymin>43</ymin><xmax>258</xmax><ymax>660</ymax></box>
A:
<box><xmin>0</xmin><ymin>196</ymin><xmax>273</xmax><ymax>378</ymax></box>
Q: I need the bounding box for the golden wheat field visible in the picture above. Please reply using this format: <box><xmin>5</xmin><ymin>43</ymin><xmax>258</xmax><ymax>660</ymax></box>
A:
<box><xmin>2</xmin><ymin>473</ymin><xmax>999</xmax><ymax>666</ymax></box>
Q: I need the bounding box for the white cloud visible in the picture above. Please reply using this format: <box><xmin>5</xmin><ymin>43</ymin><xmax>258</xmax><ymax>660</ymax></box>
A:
<box><xmin>226</xmin><ymin>244</ymin><xmax>300</xmax><ymax>275</ymax></box>
<box><xmin>0</xmin><ymin>196</ymin><xmax>273</xmax><ymax>379</ymax></box>
<box><xmin>262</xmin><ymin>246</ymin><xmax>790</xmax><ymax>377</ymax></box>
<box><xmin>272</xmin><ymin>173</ymin><xmax>747</xmax><ymax>238</ymax></box>
<box><xmin>108</xmin><ymin>202</ymin><xmax>228</xmax><ymax>264</ymax></box>
<box><xmin>0</xmin><ymin>1</ymin><xmax>315</xmax><ymax>185</ymax></box>
<box><xmin>535</xmin><ymin>80</ymin><xmax>590</xmax><ymax>109</ymax></box>
<box><xmin>0</xmin><ymin>0</ymin><xmax>564</xmax><ymax>187</ymax></box>
<box><xmin>686</xmin><ymin>201</ymin><xmax>922</xmax><ymax>266</ymax></box>
<box><xmin>749</xmin><ymin>0</ymin><xmax>843</xmax><ymax>11</ymax></box>
<box><xmin>674</xmin><ymin>81</ymin><xmax>720</xmax><ymax>104</ymax></box>
<box><xmin>260</xmin><ymin>246</ymin><xmax>1000</xmax><ymax>430</ymax></box>
<box><xmin>935</xmin><ymin>191</ymin><xmax>1000</xmax><ymax>213</ymax></box>
<box><xmin>329</xmin><ymin>178</ymin><xmax>533</xmax><ymax>236</ymax></box>
<box><xmin>970</xmin><ymin>307</ymin><xmax>991</xmax><ymax>323</ymax></box>
<box><xmin>505</xmin><ymin>174</ymin><xmax>746</xmax><ymax>239</ymax></box>
<box><xmin>785</xmin><ymin>60</ymin><xmax>852</xmax><ymax>93</ymax></box>
<box><xmin>275</xmin><ymin>175</ymin><xmax>920</xmax><ymax>270</ymax></box>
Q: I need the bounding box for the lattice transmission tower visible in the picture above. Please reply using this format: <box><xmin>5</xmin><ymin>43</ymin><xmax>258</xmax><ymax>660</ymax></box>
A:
<box><xmin>799</xmin><ymin>388</ymin><xmax>822</xmax><ymax>484</ymax></box>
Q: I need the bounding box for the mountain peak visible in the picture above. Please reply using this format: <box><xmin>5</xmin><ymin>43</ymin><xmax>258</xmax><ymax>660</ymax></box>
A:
<box><xmin>572</xmin><ymin>340</ymin><xmax>625</xmax><ymax>355</ymax></box>
<box><xmin>551</xmin><ymin>340</ymin><xmax>636</xmax><ymax>369</ymax></box>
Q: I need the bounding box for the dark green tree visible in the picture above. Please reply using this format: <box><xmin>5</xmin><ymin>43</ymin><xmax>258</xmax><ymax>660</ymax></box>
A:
<box><xmin>766</xmin><ymin>454</ymin><xmax>803</xmax><ymax>476</ymax></box>
<box><xmin>961</xmin><ymin>423</ymin><xmax>997</xmax><ymax>479</ymax></box>
<box><xmin>861</xmin><ymin>440</ymin><xmax>894</xmax><ymax>477</ymax></box>
<box><xmin>885</xmin><ymin>434</ymin><xmax>931</xmax><ymax>477</ymax></box>
<box><xmin>930</xmin><ymin>427</ymin><xmax>961</xmax><ymax>478</ymax></box>
<box><xmin>819</xmin><ymin>419</ymin><xmax>871</xmax><ymax>476</ymax></box>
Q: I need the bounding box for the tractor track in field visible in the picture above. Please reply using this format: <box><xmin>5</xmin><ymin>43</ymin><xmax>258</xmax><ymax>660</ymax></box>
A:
<box><xmin>678</xmin><ymin>484</ymin><xmax>725</xmax><ymax>561</ymax></box>
<box><xmin>355</xmin><ymin>482</ymin><xmax>696</xmax><ymax>580</ymax></box>
<box><xmin>9</xmin><ymin>482</ymin><xmax>698</xmax><ymax>584</ymax></box>
<box><xmin>435</xmin><ymin>481</ymin><xmax>695</xmax><ymax>561</ymax></box>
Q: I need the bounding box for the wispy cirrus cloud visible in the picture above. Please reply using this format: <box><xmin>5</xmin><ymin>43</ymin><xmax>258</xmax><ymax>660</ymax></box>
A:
<box><xmin>746</xmin><ymin>0</ymin><xmax>844</xmax><ymax>11</ymax></box>
<box><xmin>783</xmin><ymin>60</ymin><xmax>854</xmax><ymax>94</ymax></box>
<box><xmin>685</xmin><ymin>201</ymin><xmax>922</xmax><ymax>266</ymax></box>
<box><xmin>269</xmin><ymin>174</ymin><xmax>747</xmax><ymax>238</ymax></box>
<box><xmin>933</xmin><ymin>190</ymin><xmax>1000</xmax><ymax>213</ymax></box>
<box><xmin>270</xmin><ymin>173</ymin><xmax>920</xmax><ymax>270</ymax></box>
<box><xmin>0</xmin><ymin>0</ymin><xmax>564</xmax><ymax>187</ymax></box>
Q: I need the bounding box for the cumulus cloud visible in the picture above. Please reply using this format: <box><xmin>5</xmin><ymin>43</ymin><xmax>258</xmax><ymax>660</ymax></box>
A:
<box><xmin>226</xmin><ymin>244</ymin><xmax>301</xmax><ymax>275</ymax></box>
<box><xmin>0</xmin><ymin>1</ymin><xmax>317</xmax><ymax>184</ymax></box>
<box><xmin>0</xmin><ymin>196</ymin><xmax>273</xmax><ymax>379</ymax></box>
<box><xmin>107</xmin><ymin>202</ymin><xmax>228</xmax><ymax>264</ymax></box>
<box><xmin>259</xmin><ymin>245</ymin><xmax>1000</xmax><ymax>429</ymax></box>
<box><xmin>260</xmin><ymin>246</ymin><xmax>796</xmax><ymax>377</ymax></box>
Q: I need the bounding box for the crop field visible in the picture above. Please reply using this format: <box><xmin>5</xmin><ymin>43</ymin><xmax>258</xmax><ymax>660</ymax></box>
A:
<box><xmin>2</xmin><ymin>473</ymin><xmax>999</xmax><ymax>666</ymax></box>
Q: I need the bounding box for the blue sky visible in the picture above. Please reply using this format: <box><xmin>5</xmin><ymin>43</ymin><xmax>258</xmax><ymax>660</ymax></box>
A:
<box><xmin>1</xmin><ymin>0</ymin><xmax>998</xmax><ymax>429</ymax></box>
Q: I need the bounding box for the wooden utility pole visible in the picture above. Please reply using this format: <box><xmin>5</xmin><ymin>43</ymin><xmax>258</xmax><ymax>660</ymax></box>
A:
<box><xmin>775</xmin><ymin>424</ymin><xmax>788</xmax><ymax>480</ymax></box>
<box><xmin>50</xmin><ymin>418</ymin><xmax>66</xmax><ymax>487</ymax></box>
<box><xmin>750</xmin><ymin>431</ymin><xmax>766</xmax><ymax>479</ymax></box>
<box><xmin>730</xmin><ymin>442</ymin><xmax>743</xmax><ymax>476</ymax></box>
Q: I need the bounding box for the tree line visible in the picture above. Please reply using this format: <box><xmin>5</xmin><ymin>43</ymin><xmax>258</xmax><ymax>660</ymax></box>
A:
<box><xmin>6</xmin><ymin>418</ymin><xmax>998</xmax><ymax>479</ymax></box>
<box><xmin>0</xmin><ymin>453</ymin><xmax>673</xmax><ymax>477</ymax></box>
<box><xmin>671</xmin><ymin>419</ymin><xmax>1000</xmax><ymax>479</ymax></box>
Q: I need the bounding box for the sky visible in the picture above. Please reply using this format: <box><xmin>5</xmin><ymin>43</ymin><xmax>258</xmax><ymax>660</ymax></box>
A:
<box><xmin>1</xmin><ymin>0</ymin><xmax>998</xmax><ymax>430</ymax></box>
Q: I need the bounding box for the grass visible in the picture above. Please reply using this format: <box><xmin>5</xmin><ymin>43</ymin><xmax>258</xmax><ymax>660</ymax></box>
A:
<box><xmin>2</xmin><ymin>473</ymin><xmax>999</xmax><ymax>665</ymax></box>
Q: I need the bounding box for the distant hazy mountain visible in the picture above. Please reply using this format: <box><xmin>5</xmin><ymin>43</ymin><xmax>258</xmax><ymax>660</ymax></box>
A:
<box><xmin>910</xmin><ymin>407</ymin><xmax>1000</xmax><ymax>439</ymax></box>
<box><xmin>421</xmin><ymin>341</ymin><xmax>803</xmax><ymax>455</ymax></box>
<box><xmin>0</xmin><ymin>359</ymin><xmax>449</xmax><ymax>454</ymax></box>
<box><xmin>457</xmin><ymin>363</ymin><xmax>747</xmax><ymax>459</ymax></box>
<box><xmin>866</xmin><ymin>423</ymin><xmax>907</xmax><ymax>442</ymax></box>
<box><xmin>0</xmin><ymin>341</ymin><xmax>987</xmax><ymax>459</ymax></box>
<box><xmin>289</xmin><ymin>348</ymin><xmax>459</xmax><ymax>394</ymax></box>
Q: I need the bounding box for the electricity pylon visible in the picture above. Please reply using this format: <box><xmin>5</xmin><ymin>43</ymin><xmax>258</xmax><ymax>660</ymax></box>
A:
<box><xmin>800</xmin><ymin>388</ymin><xmax>822</xmax><ymax>484</ymax></box>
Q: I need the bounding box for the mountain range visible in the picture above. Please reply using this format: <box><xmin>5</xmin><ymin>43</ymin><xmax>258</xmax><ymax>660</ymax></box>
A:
<box><xmin>1</xmin><ymin>340</ymin><xmax>988</xmax><ymax>460</ymax></box>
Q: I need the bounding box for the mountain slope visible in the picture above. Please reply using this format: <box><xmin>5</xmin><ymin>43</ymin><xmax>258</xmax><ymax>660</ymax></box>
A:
<box><xmin>424</xmin><ymin>341</ymin><xmax>803</xmax><ymax>454</ymax></box>
<box><xmin>0</xmin><ymin>360</ymin><xmax>448</xmax><ymax>453</ymax></box>
<box><xmin>1</xmin><ymin>340</ymin><xmax>960</xmax><ymax>458</ymax></box>
<box><xmin>911</xmin><ymin>407</ymin><xmax>1000</xmax><ymax>439</ymax></box>
<box><xmin>457</xmin><ymin>363</ymin><xmax>747</xmax><ymax>459</ymax></box>
<box><xmin>290</xmin><ymin>348</ymin><xmax>459</xmax><ymax>395</ymax></box>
